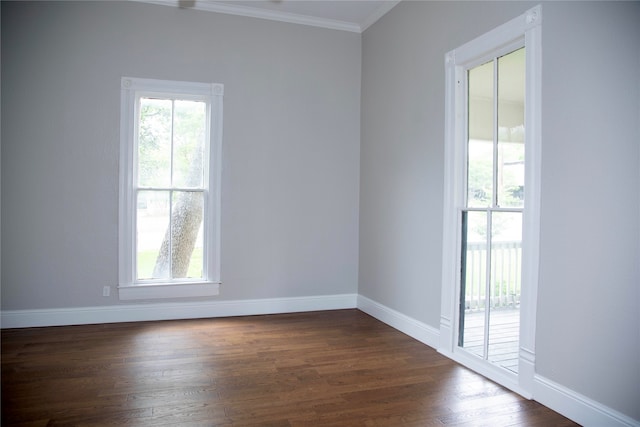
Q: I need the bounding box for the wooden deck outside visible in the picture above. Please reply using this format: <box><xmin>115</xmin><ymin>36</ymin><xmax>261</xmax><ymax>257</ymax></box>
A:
<box><xmin>461</xmin><ymin>308</ymin><xmax>520</xmax><ymax>373</ymax></box>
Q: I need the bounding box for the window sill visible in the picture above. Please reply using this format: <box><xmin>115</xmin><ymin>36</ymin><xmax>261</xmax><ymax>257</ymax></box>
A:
<box><xmin>118</xmin><ymin>282</ymin><xmax>220</xmax><ymax>301</ymax></box>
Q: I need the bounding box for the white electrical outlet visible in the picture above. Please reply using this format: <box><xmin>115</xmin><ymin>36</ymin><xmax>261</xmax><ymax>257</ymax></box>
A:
<box><xmin>103</xmin><ymin>286</ymin><xmax>111</xmax><ymax>297</ymax></box>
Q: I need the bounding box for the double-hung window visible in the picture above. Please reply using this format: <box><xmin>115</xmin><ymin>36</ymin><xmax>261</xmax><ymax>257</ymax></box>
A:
<box><xmin>119</xmin><ymin>77</ymin><xmax>223</xmax><ymax>300</ymax></box>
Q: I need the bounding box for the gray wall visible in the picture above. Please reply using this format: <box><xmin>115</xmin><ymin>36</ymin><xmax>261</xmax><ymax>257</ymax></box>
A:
<box><xmin>537</xmin><ymin>2</ymin><xmax>640</xmax><ymax>417</ymax></box>
<box><xmin>3</xmin><ymin>0</ymin><xmax>639</xmax><ymax>421</ymax></box>
<box><xmin>360</xmin><ymin>0</ymin><xmax>640</xmax><ymax>420</ymax></box>
<box><xmin>1</xmin><ymin>1</ymin><xmax>361</xmax><ymax>308</ymax></box>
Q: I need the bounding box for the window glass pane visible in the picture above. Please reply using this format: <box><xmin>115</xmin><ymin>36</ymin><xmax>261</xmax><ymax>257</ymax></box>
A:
<box><xmin>488</xmin><ymin>211</ymin><xmax>522</xmax><ymax>372</ymax></box>
<box><xmin>468</xmin><ymin>61</ymin><xmax>494</xmax><ymax>207</ymax></box>
<box><xmin>188</xmin><ymin>222</ymin><xmax>204</xmax><ymax>279</ymax></box>
<box><xmin>138</xmin><ymin>98</ymin><xmax>172</xmax><ymax>187</ymax></box>
<box><xmin>136</xmin><ymin>190</ymin><xmax>170</xmax><ymax>280</ymax></box>
<box><xmin>460</xmin><ymin>210</ymin><xmax>488</xmax><ymax>358</ymax></box>
<box><xmin>173</xmin><ymin>100</ymin><xmax>206</xmax><ymax>189</ymax></box>
<box><xmin>170</xmin><ymin>191</ymin><xmax>204</xmax><ymax>279</ymax></box>
<box><xmin>497</xmin><ymin>48</ymin><xmax>525</xmax><ymax>208</ymax></box>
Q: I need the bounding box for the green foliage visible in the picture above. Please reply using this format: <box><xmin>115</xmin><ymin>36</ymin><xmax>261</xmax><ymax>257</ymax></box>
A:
<box><xmin>138</xmin><ymin>98</ymin><xmax>206</xmax><ymax>188</ymax></box>
<box><xmin>138</xmin><ymin>99</ymin><xmax>171</xmax><ymax>187</ymax></box>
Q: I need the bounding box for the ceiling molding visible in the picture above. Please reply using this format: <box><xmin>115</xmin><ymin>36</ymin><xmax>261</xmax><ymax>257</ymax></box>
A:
<box><xmin>132</xmin><ymin>0</ymin><xmax>400</xmax><ymax>33</ymax></box>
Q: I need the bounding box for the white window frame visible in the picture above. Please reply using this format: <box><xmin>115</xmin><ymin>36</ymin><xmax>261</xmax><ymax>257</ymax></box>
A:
<box><xmin>118</xmin><ymin>77</ymin><xmax>223</xmax><ymax>300</ymax></box>
<box><xmin>439</xmin><ymin>5</ymin><xmax>542</xmax><ymax>398</ymax></box>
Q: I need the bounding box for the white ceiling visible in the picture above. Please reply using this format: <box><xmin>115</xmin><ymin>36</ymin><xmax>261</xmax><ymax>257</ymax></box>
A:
<box><xmin>139</xmin><ymin>0</ymin><xmax>401</xmax><ymax>32</ymax></box>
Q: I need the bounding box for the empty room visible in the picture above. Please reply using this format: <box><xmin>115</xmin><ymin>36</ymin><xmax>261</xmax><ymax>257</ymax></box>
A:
<box><xmin>1</xmin><ymin>1</ymin><xmax>639</xmax><ymax>425</ymax></box>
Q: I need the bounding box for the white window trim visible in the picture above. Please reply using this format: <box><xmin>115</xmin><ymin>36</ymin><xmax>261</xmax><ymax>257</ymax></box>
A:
<box><xmin>118</xmin><ymin>77</ymin><xmax>223</xmax><ymax>300</ymax></box>
<box><xmin>439</xmin><ymin>5</ymin><xmax>542</xmax><ymax>398</ymax></box>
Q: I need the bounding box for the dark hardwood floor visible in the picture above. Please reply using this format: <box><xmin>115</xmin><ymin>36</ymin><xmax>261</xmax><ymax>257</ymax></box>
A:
<box><xmin>2</xmin><ymin>309</ymin><xmax>578</xmax><ymax>426</ymax></box>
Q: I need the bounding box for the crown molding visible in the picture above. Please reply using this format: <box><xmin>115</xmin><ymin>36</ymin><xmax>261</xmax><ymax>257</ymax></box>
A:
<box><xmin>135</xmin><ymin>0</ymin><xmax>359</xmax><ymax>32</ymax></box>
<box><xmin>132</xmin><ymin>0</ymin><xmax>400</xmax><ymax>33</ymax></box>
<box><xmin>361</xmin><ymin>0</ymin><xmax>400</xmax><ymax>32</ymax></box>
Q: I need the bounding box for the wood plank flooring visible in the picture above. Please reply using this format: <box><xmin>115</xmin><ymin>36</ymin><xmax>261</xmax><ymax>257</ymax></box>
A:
<box><xmin>2</xmin><ymin>310</ymin><xmax>578</xmax><ymax>426</ymax></box>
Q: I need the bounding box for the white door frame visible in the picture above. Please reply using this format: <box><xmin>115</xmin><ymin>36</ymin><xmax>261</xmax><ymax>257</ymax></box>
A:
<box><xmin>439</xmin><ymin>5</ymin><xmax>542</xmax><ymax>398</ymax></box>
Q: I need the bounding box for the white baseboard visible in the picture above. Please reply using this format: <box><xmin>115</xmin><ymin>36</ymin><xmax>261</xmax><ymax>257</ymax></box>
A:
<box><xmin>0</xmin><ymin>293</ymin><xmax>358</xmax><ymax>329</ymax></box>
<box><xmin>534</xmin><ymin>375</ymin><xmax>640</xmax><ymax>427</ymax></box>
<box><xmin>356</xmin><ymin>294</ymin><xmax>440</xmax><ymax>349</ymax></box>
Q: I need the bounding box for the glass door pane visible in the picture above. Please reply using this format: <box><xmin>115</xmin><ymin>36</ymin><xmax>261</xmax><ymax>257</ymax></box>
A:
<box><xmin>488</xmin><ymin>211</ymin><xmax>522</xmax><ymax>372</ymax></box>
<box><xmin>467</xmin><ymin>60</ymin><xmax>494</xmax><ymax>208</ymax></box>
<box><xmin>459</xmin><ymin>47</ymin><xmax>525</xmax><ymax>374</ymax></box>
<box><xmin>497</xmin><ymin>48</ymin><xmax>525</xmax><ymax>208</ymax></box>
<box><xmin>460</xmin><ymin>210</ymin><xmax>488</xmax><ymax>359</ymax></box>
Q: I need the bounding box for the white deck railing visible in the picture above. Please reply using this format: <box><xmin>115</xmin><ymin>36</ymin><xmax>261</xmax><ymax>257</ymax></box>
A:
<box><xmin>464</xmin><ymin>241</ymin><xmax>522</xmax><ymax>310</ymax></box>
